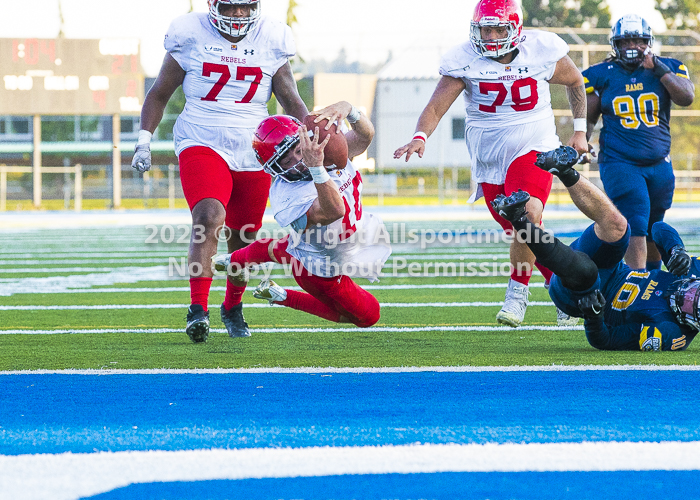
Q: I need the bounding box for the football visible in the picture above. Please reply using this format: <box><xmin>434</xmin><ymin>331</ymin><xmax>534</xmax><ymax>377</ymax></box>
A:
<box><xmin>303</xmin><ymin>115</ymin><xmax>349</xmax><ymax>169</ymax></box>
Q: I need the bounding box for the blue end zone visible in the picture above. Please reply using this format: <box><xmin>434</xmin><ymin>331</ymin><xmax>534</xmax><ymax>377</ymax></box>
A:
<box><xmin>2</xmin><ymin>371</ymin><xmax>700</xmax><ymax>455</ymax></box>
<box><xmin>83</xmin><ymin>471</ymin><xmax>700</xmax><ymax>500</ymax></box>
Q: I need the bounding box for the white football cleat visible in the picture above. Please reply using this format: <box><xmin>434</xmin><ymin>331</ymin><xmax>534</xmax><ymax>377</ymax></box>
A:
<box><xmin>543</xmin><ymin>281</ymin><xmax>579</xmax><ymax>326</ymax></box>
<box><xmin>212</xmin><ymin>253</ymin><xmax>230</xmax><ymax>272</ymax></box>
<box><xmin>252</xmin><ymin>279</ymin><xmax>287</xmax><ymax>305</ymax></box>
<box><xmin>212</xmin><ymin>253</ymin><xmax>249</xmax><ymax>282</ymax></box>
<box><xmin>496</xmin><ymin>279</ymin><xmax>529</xmax><ymax>327</ymax></box>
<box><xmin>557</xmin><ymin>307</ymin><xmax>580</xmax><ymax>326</ymax></box>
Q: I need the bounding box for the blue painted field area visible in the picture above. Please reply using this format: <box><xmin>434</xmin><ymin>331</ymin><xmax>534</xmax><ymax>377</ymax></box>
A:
<box><xmin>85</xmin><ymin>471</ymin><xmax>700</xmax><ymax>500</ymax></box>
<box><xmin>2</xmin><ymin>370</ymin><xmax>700</xmax><ymax>455</ymax></box>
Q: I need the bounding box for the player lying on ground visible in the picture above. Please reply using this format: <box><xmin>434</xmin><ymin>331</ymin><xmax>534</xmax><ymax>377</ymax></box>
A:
<box><xmin>491</xmin><ymin>146</ymin><xmax>698</xmax><ymax>351</ymax></box>
<box><xmin>212</xmin><ymin>101</ymin><xmax>392</xmax><ymax>328</ymax></box>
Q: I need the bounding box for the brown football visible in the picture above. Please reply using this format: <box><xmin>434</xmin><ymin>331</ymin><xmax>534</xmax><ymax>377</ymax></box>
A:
<box><xmin>303</xmin><ymin>115</ymin><xmax>349</xmax><ymax>169</ymax></box>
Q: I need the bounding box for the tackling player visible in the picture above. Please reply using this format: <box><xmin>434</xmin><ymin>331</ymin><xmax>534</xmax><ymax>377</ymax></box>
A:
<box><xmin>131</xmin><ymin>1</ymin><xmax>308</xmax><ymax>343</ymax></box>
<box><xmin>393</xmin><ymin>0</ymin><xmax>588</xmax><ymax>328</ymax></box>
<box><xmin>213</xmin><ymin>101</ymin><xmax>392</xmax><ymax>327</ymax></box>
<box><xmin>493</xmin><ymin>146</ymin><xmax>698</xmax><ymax>351</ymax></box>
<box><xmin>583</xmin><ymin>14</ymin><xmax>695</xmax><ymax>273</ymax></box>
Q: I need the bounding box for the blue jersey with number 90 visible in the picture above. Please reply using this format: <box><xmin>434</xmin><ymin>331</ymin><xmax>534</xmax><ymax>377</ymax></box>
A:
<box><xmin>582</xmin><ymin>57</ymin><xmax>689</xmax><ymax>166</ymax></box>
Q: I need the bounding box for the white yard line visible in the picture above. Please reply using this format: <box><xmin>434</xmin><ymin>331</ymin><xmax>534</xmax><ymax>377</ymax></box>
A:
<box><xmin>1</xmin><ymin>441</ymin><xmax>699</xmax><ymax>500</ymax></box>
<box><xmin>0</xmin><ymin>301</ymin><xmax>556</xmax><ymax>311</ymax></box>
<box><xmin>0</xmin><ymin>325</ymin><xmax>583</xmax><ymax>335</ymax></box>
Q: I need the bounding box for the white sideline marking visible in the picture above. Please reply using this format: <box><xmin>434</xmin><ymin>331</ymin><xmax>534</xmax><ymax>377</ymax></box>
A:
<box><xmin>3</xmin><ymin>365</ymin><xmax>700</xmax><ymax>375</ymax></box>
<box><xmin>0</xmin><ymin>280</ymin><xmax>550</xmax><ymax>296</ymax></box>
<box><xmin>0</xmin><ymin>325</ymin><xmax>583</xmax><ymax>335</ymax></box>
<box><xmin>0</xmin><ymin>301</ymin><xmax>556</xmax><ymax>311</ymax></box>
<box><xmin>0</xmin><ymin>259</ymin><xmax>182</xmax><ymax>266</ymax></box>
<box><xmin>1</xmin><ymin>441</ymin><xmax>700</xmax><ymax>500</ymax></box>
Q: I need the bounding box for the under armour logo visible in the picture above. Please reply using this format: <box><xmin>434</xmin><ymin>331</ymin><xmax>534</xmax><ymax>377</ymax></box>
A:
<box><xmin>244</xmin><ymin>49</ymin><xmax>254</xmax><ymax>55</ymax></box>
<box><xmin>518</xmin><ymin>67</ymin><xmax>528</xmax><ymax>74</ymax></box>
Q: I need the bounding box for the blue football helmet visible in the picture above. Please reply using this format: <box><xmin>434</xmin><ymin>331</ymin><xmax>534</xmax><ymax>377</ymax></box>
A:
<box><xmin>610</xmin><ymin>14</ymin><xmax>654</xmax><ymax>69</ymax></box>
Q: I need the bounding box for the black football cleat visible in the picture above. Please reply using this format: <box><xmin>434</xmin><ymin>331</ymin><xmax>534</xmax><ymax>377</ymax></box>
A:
<box><xmin>220</xmin><ymin>303</ymin><xmax>251</xmax><ymax>338</ymax></box>
<box><xmin>535</xmin><ymin>146</ymin><xmax>581</xmax><ymax>187</ymax></box>
<box><xmin>491</xmin><ymin>190</ymin><xmax>530</xmax><ymax>223</ymax></box>
<box><xmin>535</xmin><ymin>146</ymin><xmax>579</xmax><ymax>174</ymax></box>
<box><xmin>186</xmin><ymin>304</ymin><xmax>210</xmax><ymax>343</ymax></box>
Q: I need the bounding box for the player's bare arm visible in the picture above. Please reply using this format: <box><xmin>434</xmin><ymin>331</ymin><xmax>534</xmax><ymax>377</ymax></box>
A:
<box><xmin>641</xmin><ymin>52</ymin><xmax>695</xmax><ymax>106</ymax></box>
<box><xmin>548</xmin><ymin>55</ymin><xmax>588</xmax><ymax>154</ymax></box>
<box><xmin>393</xmin><ymin>75</ymin><xmax>465</xmax><ymax>161</ymax></box>
<box><xmin>140</xmin><ymin>54</ymin><xmax>186</xmax><ymax>133</ymax></box>
<box><xmin>300</xmin><ymin>125</ymin><xmax>345</xmax><ymax>227</ymax></box>
<box><xmin>271</xmin><ymin>61</ymin><xmax>308</xmax><ymax>121</ymax></box>
<box><xmin>585</xmin><ymin>93</ymin><xmax>602</xmax><ymax>143</ymax></box>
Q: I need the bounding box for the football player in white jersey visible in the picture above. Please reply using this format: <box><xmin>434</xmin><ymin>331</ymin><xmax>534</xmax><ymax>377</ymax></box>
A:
<box><xmin>212</xmin><ymin>101</ymin><xmax>392</xmax><ymax>328</ymax></box>
<box><xmin>394</xmin><ymin>0</ymin><xmax>588</xmax><ymax>328</ymax></box>
<box><xmin>131</xmin><ymin>0</ymin><xmax>308</xmax><ymax>343</ymax></box>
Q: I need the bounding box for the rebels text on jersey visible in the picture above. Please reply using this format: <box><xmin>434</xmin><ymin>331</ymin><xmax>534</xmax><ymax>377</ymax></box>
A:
<box><xmin>165</xmin><ymin>13</ymin><xmax>295</xmax><ymax>128</ymax></box>
<box><xmin>439</xmin><ymin>30</ymin><xmax>569</xmax><ymax>128</ymax></box>
<box><xmin>583</xmin><ymin>58</ymin><xmax>690</xmax><ymax>166</ymax></box>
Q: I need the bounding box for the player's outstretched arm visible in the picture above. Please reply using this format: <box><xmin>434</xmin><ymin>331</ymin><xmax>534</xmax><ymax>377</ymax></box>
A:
<box><xmin>271</xmin><ymin>61</ymin><xmax>309</xmax><ymax>121</ymax></box>
<box><xmin>548</xmin><ymin>56</ymin><xmax>588</xmax><ymax>155</ymax></box>
<box><xmin>393</xmin><ymin>76</ymin><xmax>465</xmax><ymax>162</ymax></box>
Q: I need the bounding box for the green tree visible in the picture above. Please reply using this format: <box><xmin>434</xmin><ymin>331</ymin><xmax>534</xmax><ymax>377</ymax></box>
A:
<box><xmin>655</xmin><ymin>0</ymin><xmax>700</xmax><ymax>29</ymax></box>
<box><xmin>522</xmin><ymin>0</ymin><xmax>611</xmax><ymax>28</ymax></box>
<box><xmin>287</xmin><ymin>0</ymin><xmax>299</xmax><ymax>28</ymax></box>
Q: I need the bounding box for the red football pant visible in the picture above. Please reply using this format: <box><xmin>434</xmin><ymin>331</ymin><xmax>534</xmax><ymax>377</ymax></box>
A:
<box><xmin>481</xmin><ymin>151</ymin><xmax>555</xmax><ymax>285</ymax></box>
<box><xmin>272</xmin><ymin>238</ymin><xmax>380</xmax><ymax>328</ymax></box>
<box><xmin>179</xmin><ymin>146</ymin><xmax>271</xmax><ymax>231</ymax></box>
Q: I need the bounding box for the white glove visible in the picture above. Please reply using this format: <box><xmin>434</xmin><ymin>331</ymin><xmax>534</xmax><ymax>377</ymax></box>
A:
<box><xmin>131</xmin><ymin>130</ymin><xmax>153</xmax><ymax>173</ymax></box>
<box><xmin>131</xmin><ymin>143</ymin><xmax>151</xmax><ymax>172</ymax></box>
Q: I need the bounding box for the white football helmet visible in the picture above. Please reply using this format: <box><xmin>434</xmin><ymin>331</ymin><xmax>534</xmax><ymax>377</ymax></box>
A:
<box><xmin>208</xmin><ymin>0</ymin><xmax>261</xmax><ymax>38</ymax></box>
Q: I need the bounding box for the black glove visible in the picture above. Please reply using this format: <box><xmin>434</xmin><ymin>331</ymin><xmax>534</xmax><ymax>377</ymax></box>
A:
<box><xmin>667</xmin><ymin>246</ymin><xmax>691</xmax><ymax>276</ymax></box>
<box><xmin>652</xmin><ymin>56</ymin><xmax>673</xmax><ymax>79</ymax></box>
<box><xmin>578</xmin><ymin>289</ymin><xmax>606</xmax><ymax>319</ymax></box>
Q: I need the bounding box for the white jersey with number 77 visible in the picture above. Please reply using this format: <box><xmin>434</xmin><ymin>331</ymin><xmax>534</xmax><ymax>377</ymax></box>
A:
<box><xmin>165</xmin><ymin>12</ymin><xmax>295</xmax><ymax>129</ymax></box>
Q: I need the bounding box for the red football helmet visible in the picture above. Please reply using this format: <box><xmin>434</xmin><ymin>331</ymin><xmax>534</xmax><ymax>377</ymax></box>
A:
<box><xmin>470</xmin><ymin>0</ymin><xmax>523</xmax><ymax>59</ymax></box>
<box><xmin>252</xmin><ymin>115</ymin><xmax>310</xmax><ymax>183</ymax></box>
<box><xmin>208</xmin><ymin>0</ymin><xmax>260</xmax><ymax>37</ymax></box>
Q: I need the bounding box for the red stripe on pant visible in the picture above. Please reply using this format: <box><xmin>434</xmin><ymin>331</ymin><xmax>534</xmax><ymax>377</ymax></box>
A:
<box><xmin>273</xmin><ymin>237</ymin><xmax>380</xmax><ymax>328</ymax></box>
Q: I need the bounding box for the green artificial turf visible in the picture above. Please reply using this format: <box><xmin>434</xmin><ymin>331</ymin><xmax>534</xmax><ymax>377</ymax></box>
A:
<box><xmin>1</xmin><ymin>224</ymin><xmax>699</xmax><ymax>370</ymax></box>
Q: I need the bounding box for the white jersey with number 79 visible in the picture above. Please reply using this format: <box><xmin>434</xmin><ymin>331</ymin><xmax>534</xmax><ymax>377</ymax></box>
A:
<box><xmin>440</xmin><ymin>30</ymin><xmax>569</xmax><ymax>185</ymax></box>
